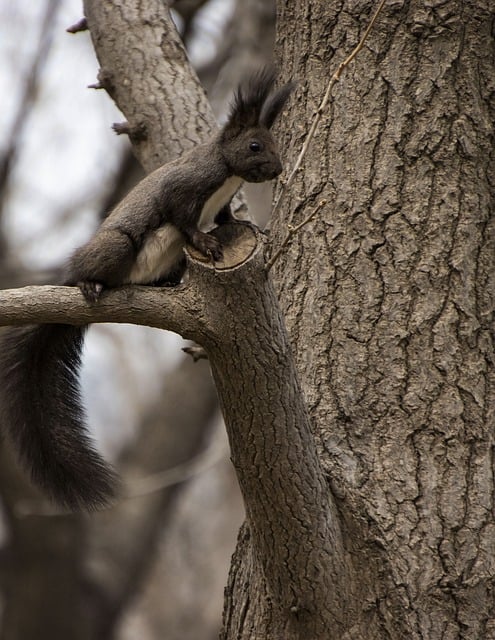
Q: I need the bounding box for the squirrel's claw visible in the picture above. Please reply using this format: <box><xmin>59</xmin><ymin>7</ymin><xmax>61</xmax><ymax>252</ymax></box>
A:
<box><xmin>78</xmin><ymin>281</ymin><xmax>104</xmax><ymax>303</ymax></box>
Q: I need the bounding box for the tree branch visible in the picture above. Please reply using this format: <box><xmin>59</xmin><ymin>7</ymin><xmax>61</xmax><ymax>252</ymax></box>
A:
<box><xmin>0</xmin><ymin>224</ymin><xmax>257</xmax><ymax>338</ymax></box>
<box><xmin>197</xmin><ymin>239</ymin><xmax>352</xmax><ymax>636</ymax></box>
<box><xmin>83</xmin><ymin>0</ymin><xmax>216</xmax><ymax>172</ymax></box>
<box><xmin>0</xmin><ymin>284</ymin><xmax>197</xmax><ymax>335</ymax></box>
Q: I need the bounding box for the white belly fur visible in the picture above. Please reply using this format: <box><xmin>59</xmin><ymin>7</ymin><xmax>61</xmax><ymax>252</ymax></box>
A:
<box><xmin>198</xmin><ymin>175</ymin><xmax>243</xmax><ymax>231</ymax></box>
<box><xmin>128</xmin><ymin>176</ymin><xmax>243</xmax><ymax>284</ymax></box>
<box><xmin>129</xmin><ymin>224</ymin><xmax>184</xmax><ymax>284</ymax></box>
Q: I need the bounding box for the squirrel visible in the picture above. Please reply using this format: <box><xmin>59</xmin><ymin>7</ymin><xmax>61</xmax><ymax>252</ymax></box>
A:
<box><xmin>0</xmin><ymin>68</ymin><xmax>294</xmax><ymax>510</ymax></box>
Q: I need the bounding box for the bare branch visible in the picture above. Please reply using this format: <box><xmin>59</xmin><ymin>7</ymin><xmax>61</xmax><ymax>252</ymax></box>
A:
<box><xmin>0</xmin><ymin>0</ymin><xmax>61</xmax><ymax>225</ymax></box>
<box><xmin>111</xmin><ymin>120</ymin><xmax>148</xmax><ymax>141</ymax></box>
<box><xmin>87</xmin><ymin>80</ymin><xmax>105</xmax><ymax>90</ymax></box>
<box><xmin>0</xmin><ymin>284</ymin><xmax>198</xmax><ymax>336</ymax></box>
<box><xmin>83</xmin><ymin>0</ymin><xmax>217</xmax><ymax>171</ymax></box>
<box><xmin>0</xmin><ymin>225</ymin><xmax>259</xmax><ymax>334</ymax></box>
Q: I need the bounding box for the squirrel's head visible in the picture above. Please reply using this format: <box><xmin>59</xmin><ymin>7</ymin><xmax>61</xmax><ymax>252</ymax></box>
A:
<box><xmin>219</xmin><ymin>68</ymin><xmax>294</xmax><ymax>183</ymax></box>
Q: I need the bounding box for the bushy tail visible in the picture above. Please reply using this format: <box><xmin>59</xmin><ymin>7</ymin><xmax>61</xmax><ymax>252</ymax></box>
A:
<box><xmin>0</xmin><ymin>324</ymin><xmax>118</xmax><ymax>510</ymax></box>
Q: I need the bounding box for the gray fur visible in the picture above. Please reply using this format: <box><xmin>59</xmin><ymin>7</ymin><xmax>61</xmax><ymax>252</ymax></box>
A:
<box><xmin>0</xmin><ymin>69</ymin><xmax>294</xmax><ymax>510</ymax></box>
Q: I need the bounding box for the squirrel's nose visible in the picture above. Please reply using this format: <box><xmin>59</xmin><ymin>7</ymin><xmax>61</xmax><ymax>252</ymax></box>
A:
<box><xmin>271</xmin><ymin>159</ymin><xmax>283</xmax><ymax>178</ymax></box>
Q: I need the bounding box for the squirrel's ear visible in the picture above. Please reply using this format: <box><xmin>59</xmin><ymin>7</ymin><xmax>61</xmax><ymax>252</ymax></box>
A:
<box><xmin>222</xmin><ymin>67</ymin><xmax>277</xmax><ymax>138</ymax></box>
<box><xmin>260</xmin><ymin>82</ymin><xmax>296</xmax><ymax>129</ymax></box>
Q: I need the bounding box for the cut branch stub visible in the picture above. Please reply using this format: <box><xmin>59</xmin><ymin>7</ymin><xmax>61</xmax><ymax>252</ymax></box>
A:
<box><xmin>187</xmin><ymin>224</ymin><xmax>352</xmax><ymax>635</ymax></box>
<box><xmin>187</xmin><ymin>224</ymin><xmax>258</xmax><ymax>271</ymax></box>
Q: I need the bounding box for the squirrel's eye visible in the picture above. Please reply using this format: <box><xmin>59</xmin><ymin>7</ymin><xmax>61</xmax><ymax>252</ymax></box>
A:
<box><xmin>249</xmin><ymin>141</ymin><xmax>262</xmax><ymax>152</ymax></box>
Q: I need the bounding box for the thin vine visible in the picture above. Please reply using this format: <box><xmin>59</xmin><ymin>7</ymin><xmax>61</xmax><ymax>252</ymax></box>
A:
<box><xmin>267</xmin><ymin>0</ymin><xmax>387</xmax><ymax>270</ymax></box>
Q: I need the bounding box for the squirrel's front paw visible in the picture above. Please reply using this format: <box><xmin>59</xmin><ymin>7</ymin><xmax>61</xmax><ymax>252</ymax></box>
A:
<box><xmin>192</xmin><ymin>232</ymin><xmax>223</xmax><ymax>262</ymax></box>
<box><xmin>78</xmin><ymin>280</ymin><xmax>104</xmax><ymax>303</ymax></box>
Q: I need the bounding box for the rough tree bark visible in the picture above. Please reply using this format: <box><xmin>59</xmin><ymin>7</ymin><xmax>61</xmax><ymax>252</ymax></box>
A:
<box><xmin>82</xmin><ymin>0</ymin><xmax>214</xmax><ymax>168</ymax></box>
<box><xmin>259</xmin><ymin>0</ymin><xmax>494</xmax><ymax>637</ymax></box>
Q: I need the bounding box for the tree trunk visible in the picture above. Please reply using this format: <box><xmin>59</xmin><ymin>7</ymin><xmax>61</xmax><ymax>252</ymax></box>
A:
<box><xmin>2</xmin><ymin>0</ymin><xmax>494</xmax><ymax>637</ymax></box>
<box><xmin>222</xmin><ymin>0</ymin><xmax>495</xmax><ymax>638</ymax></box>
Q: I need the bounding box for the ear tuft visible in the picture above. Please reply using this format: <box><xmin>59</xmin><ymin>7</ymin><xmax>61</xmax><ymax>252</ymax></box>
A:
<box><xmin>260</xmin><ymin>81</ymin><xmax>296</xmax><ymax>129</ymax></box>
<box><xmin>222</xmin><ymin>67</ymin><xmax>278</xmax><ymax>138</ymax></box>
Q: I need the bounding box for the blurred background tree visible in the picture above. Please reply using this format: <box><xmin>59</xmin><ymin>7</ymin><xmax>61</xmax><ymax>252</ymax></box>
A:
<box><xmin>0</xmin><ymin>1</ymin><xmax>275</xmax><ymax>638</ymax></box>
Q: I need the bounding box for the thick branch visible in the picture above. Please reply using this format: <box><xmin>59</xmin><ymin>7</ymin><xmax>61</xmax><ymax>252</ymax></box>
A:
<box><xmin>83</xmin><ymin>0</ymin><xmax>216</xmax><ymax>171</ymax></box>
<box><xmin>0</xmin><ymin>284</ymin><xmax>198</xmax><ymax>337</ymax></box>
<box><xmin>188</xmin><ymin>232</ymin><xmax>353</xmax><ymax>635</ymax></box>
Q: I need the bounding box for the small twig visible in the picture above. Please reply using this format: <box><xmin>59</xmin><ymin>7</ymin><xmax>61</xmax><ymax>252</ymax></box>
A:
<box><xmin>112</xmin><ymin>121</ymin><xmax>131</xmax><ymax>135</ymax></box>
<box><xmin>266</xmin><ymin>199</ymin><xmax>327</xmax><ymax>272</ymax></box>
<box><xmin>87</xmin><ymin>69</ymin><xmax>114</xmax><ymax>93</ymax></box>
<box><xmin>182</xmin><ymin>345</ymin><xmax>208</xmax><ymax>361</ymax></box>
<box><xmin>66</xmin><ymin>17</ymin><xmax>88</xmax><ymax>33</ymax></box>
<box><xmin>112</xmin><ymin>120</ymin><xmax>148</xmax><ymax>141</ymax></box>
<box><xmin>271</xmin><ymin>0</ymin><xmax>387</xmax><ymax>223</ymax></box>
